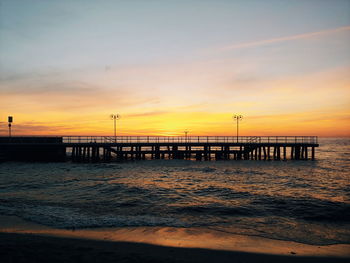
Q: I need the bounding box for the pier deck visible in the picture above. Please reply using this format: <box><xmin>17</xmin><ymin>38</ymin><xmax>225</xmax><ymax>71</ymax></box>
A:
<box><xmin>0</xmin><ymin>136</ymin><xmax>319</xmax><ymax>162</ymax></box>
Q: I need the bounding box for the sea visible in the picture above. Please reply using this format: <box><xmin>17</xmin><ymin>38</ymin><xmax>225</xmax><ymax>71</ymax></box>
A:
<box><xmin>0</xmin><ymin>138</ymin><xmax>349</xmax><ymax>246</ymax></box>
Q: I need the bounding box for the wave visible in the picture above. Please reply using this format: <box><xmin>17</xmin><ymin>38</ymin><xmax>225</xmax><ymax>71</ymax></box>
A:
<box><xmin>0</xmin><ymin>204</ymin><xmax>189</xmax><ymax>229</ymax></box>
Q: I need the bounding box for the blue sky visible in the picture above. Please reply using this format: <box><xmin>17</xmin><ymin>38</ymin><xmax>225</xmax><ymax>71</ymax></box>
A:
<box><xmin>1</xmin><ymin>0</ymin><xmax>349</xmax><ymax>71</ymax></box>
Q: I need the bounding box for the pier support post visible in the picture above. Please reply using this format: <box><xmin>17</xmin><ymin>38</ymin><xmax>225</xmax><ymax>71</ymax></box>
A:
<box><xmin>295</xmin><ymin>146</ymin><xmax>300</xmax><ymax>160</ymax></box>
<box><xmin>305</xmin><ymin>147</ymin><xmax>308</xmax><ymax>160</ymax></box>
<box><xmin>72</xmin><ymin>147</ymin><xmax>76</xmax><ymax>161</ymax></box>
<box><xmin>85</xmin><ymin>147</ymin><xmax>89</xmax><ymax>162</ymax></box>
<box><xmin>155</xmin><ymin>146</ymin><xmax>160</xmax><ymax>159</ymax></box>
<box><xmin>301</xmin><ymin>147</ymin><xmax>304</xmax><ymax>159</ymax></box>
<box><xmin>238</xmin><ymin>146</ymin><xmax>242</xmax><ymax>160</ymax></box>
<box><xmin>173</xmin><ymin>146</ymin><xmax>179</xmax><ymax>159</ymax></box>
<box><xmin>259</xmin><ymin>147</ymin><xmax>262</xmax><ymax>160</ymax></box>
<box><xmin>226</xmin><ymin>146</ymin><xmax>230</xmax><ymax>160</ymax></box>
<box><xmin>83</xmin><ymin>147</ymin><xmax>87</xmax><ymax>162</ymax></box>
<box><xmin>254</xmin><ymin>147</ymin><xmax>258</xmax><ymax>160</ymax></box>
<box><xmin>77</xmin><ymin>147</ymin><xmax>82</xmax><ymax>162</ymax></box>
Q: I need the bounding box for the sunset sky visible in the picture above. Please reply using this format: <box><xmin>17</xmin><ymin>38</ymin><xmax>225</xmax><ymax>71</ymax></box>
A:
<box><xmin>0</xmin><ymin>0</ymin><xmax>349</xmax><ymax>136</ymax></box>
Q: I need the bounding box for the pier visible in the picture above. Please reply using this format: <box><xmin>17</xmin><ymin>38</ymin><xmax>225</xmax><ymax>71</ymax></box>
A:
<box><xmin>0</xmin><ymin>136</ymin><xmax>319</xmax><ymax>162</ymax></box>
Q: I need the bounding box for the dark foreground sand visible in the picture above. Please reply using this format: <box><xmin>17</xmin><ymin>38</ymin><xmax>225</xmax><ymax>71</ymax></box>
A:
<box><xmin>1</xmin><ymin>215</ymin><xmax>349</xmax><ymax>263</ymax></box>
<box><xmin>0</xmin><ymin>232</ymin><xmax>349</xmax><ymax>263</ymax></box>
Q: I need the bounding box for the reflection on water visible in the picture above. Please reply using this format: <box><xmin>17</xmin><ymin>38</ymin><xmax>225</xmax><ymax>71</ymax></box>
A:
<box><xmin>0</xmin><ymin>138</ymin><xmax>349</xmax><ymax>245</ymax></box>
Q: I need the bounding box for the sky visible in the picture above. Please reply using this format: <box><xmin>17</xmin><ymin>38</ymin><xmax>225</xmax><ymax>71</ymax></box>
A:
<box><xmin>0</xmin><ymin>0</ymin><xmax>349</xmax><ymax>136</ymax></box>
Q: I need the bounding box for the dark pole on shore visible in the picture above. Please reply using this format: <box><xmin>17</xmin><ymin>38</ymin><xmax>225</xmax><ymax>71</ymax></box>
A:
<box><xmin>233</xmin><ymin>114</ymin><xmax>243</xmax><ymax>143</ymax></box>
<box><xmin>8</xmin><ymin>116</ymin><xmax>13</xmax><ymax>137</ymax></box>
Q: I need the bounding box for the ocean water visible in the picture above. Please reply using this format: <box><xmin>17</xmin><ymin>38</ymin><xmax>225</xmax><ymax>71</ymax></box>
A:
<box><xmin>0</xmin><ymin>138</ymin><xmax>349</xmax><ymax>245</ymax></box>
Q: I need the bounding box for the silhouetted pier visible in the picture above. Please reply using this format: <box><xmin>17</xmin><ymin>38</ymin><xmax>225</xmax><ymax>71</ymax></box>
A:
<box><xmin>0</xmin><ymin>136</ymin><xmax>319</xmax><ymax>162</ymax></box>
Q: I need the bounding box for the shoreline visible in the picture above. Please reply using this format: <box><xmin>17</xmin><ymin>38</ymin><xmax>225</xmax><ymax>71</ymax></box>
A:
<box><xmin>0</xmin><ymin>215</ymin><xmax>349</xmax><ymax>262</ymax></box>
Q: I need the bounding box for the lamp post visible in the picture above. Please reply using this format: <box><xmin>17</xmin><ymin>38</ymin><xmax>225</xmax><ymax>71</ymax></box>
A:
<box><xmin>233</xmin><ymin>115</ymin><xmax>243</xmax><ymax>143</ymax></box>
<box><xmin>8</xmin><ymin>116</ymin><xmax>13</xmax><ymax>137</ymax></box>
<box><xmin>184</xmin><ymin>130</ymin><xmax>189</xmax><ymax>142</ymax></box>
<box><xmin>110</xmin><ymin>114</ymin><xmax>120</xmax><ymax>143</ymax></box>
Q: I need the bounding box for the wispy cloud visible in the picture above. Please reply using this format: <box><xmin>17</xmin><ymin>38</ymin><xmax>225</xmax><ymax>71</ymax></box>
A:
<box><xmin>126</xmin><ymin>111</ymin><xmax>168</xmax><ymax>118</ymax></box>
<box><xmin>219</xmin><ymin>26</ymin><xmax>350</xmax><ymax>51</ymax></box>
<box><xmin>0</xmin><ymin>121</ymin><xmax>75</xmax><ymax>136</ymax></box>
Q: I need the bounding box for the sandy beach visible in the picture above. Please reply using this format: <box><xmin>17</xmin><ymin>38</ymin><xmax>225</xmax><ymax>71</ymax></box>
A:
<box><xmin>0</xmin><ymin>215</ymin><xmax>349</xmax><ymax>263</ymax></box>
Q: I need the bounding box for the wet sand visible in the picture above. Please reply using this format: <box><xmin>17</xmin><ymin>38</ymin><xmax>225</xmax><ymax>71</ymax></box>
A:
<box><xmin>0</xmin><ymin>215</ymin><xmax>349</xmax><ymax>263</ymax></box>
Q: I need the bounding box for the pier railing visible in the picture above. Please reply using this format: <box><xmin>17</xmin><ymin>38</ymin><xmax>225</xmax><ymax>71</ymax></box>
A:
<box><xmin>62</xmin><ymin>136</ymin><xmax>318</xmax><ymax>144</ymax></box>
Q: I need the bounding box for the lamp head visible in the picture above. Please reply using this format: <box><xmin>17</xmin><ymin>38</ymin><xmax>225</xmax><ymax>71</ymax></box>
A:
<box><xmin>233</xmin><ymin>114</ymin><xmax>243</xmax><ymax>120</ymax></box>
<box><xmin>110</xmin><ymin>114</ymin><xmax>121</xmax><ymax>120</ymax></box>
